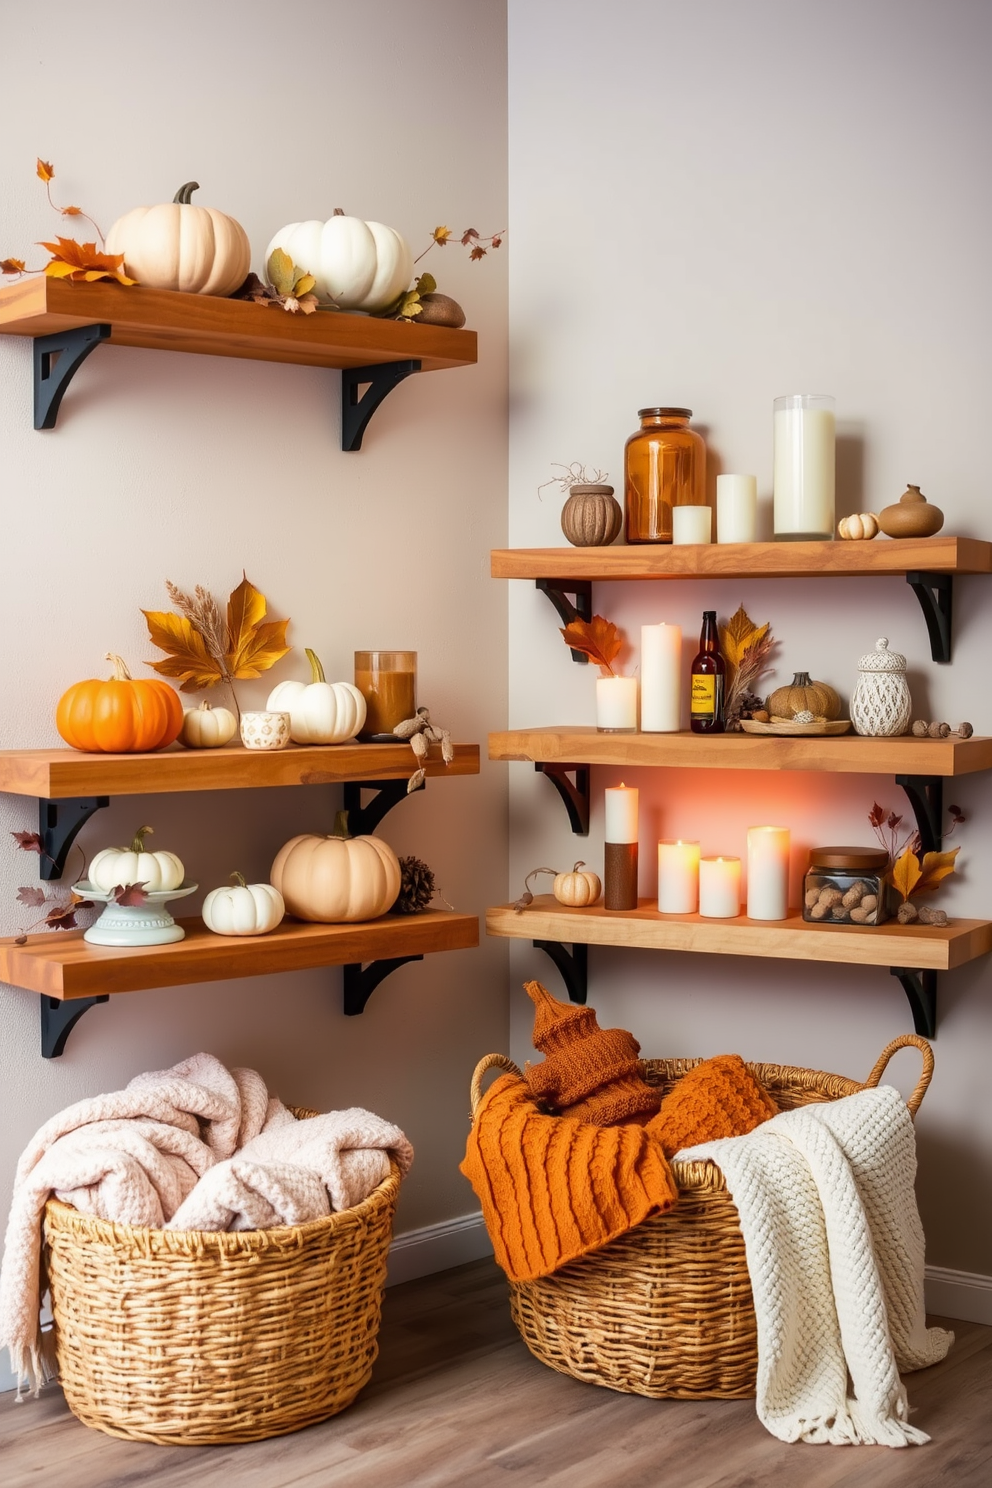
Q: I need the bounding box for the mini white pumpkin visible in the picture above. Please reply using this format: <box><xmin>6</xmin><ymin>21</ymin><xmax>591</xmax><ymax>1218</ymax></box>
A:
<box><xmin>264</xmin><ymin>210</ymin><xmax>413</xmax><ymax>312</ymax></box>
<box><xmin>105</xmin><ymin>182</ymin><xmax>251</xmax><ymax>297</ymax></box>
<box><xmin>180</xmin><ymin>700</ymin><xmax>239</xmax><ymax>749</ymax></box>
<box><xmin>553</xmin><ymin>861</ymin><xmax>602</xmax><ymax>908</ymax></box>
<box><xmin>267</xmin><ymin>649</ymin><xmax>367</xmax><ymax>744</ymax></box>
<box><xmin>837</xmin><ymin>512</ymin><xmax>880</xmax><ymax>541</ymax></box>
<box><xmin>202</xmin><ymin>872</ymin><xmax>285</xmax><ymax>936</ymax></box>
<box><xmin>89</xmin><ymin>825</ymin><xmax>185</xmax><ymax>892</ymax></box>
<box><xmin>271</xmin><ymin>811</ymin><xmax>400</xmax><ymax>923</ymax></box>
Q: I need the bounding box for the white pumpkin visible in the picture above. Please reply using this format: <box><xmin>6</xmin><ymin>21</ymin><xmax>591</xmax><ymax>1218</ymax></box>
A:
<box><xmin>202</xmin><ymin>873</ymin><xmax>285</xmax><ymax>936</ymax></box>
<box><xmin>837</xmin><ymin>512</ymin><xmax>880</xmax><ymax>541</ymax></box>
<box><xmin>271</xmin><ymin>812</ymin><xmax>400</xmax><ymax>923</ymax></box>
<box><xmin>180</xmin><ymin>701</ymin><xmax>239</xmax><ymax>749</ymax></box>
<box><xmin>89</xmin><ymin>825</ymin><xmax>185</xmax><ymax>892</ymax></box>
<box><xmin>267</xmin><ymin>649</ymin><xmax>367</xmax><ymax>744</ymax></box>
<box><xmin>553</xmin><ymin>862</ymin><xmax>602</xmax><ymax>908</ymax></box>
<box><xmin>264</xmin><ymin>210</ymin><xmax>413</xmax><ymax>312</ymax></box>
<box><xmin>105</xmin><ymin>182</ymin><xmax>251</xmax><ymax>297</ymax></box>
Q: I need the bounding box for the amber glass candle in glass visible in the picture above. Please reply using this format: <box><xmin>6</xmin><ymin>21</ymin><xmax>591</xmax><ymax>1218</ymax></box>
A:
<box><xmin>624</xmin><ymin>407</ymin><xmax>706</xmax><ymax>543</ymax></box>
<box><xmin>354</xmin><ymin>651</ymin><xmax>417</xmax><ymax>741</ymax></box>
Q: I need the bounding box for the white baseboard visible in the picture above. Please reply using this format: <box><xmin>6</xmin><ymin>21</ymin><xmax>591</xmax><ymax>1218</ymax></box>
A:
<box><xmin>386</xmin><ymin>1210</ymin><xmax>491</xmax><ymax>1287</ymax></box>
<box><xmin>924</xmin><ymin>1265</ymin><xmax>992</xmax><ymax>1325</ymax></box>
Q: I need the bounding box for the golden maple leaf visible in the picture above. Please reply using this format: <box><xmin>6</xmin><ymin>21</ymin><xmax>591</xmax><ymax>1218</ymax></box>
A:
<box><xmin>142</xmin><ymin>611</ymin><xmax>227</xmax><ymax>693</ymax></box>
<box><xmin>719</xmin><ymin>605</ymin><xmax>770</xmax><ymax>673</ymax></box>
<box><xmin>39</xmin><ymin>236</ymin><xmax>136</xmax><ymax>286</ymax></box>
<box><xmin>225</xmin><ymin>576</ymin><xmax>291</xmax><ymax>679</ymax></box>
<box><xmin>560</xmin><ymin>614</ymin><xmax>624</xmax><ymax>675</ymax></box>
<box><xmin>36</xmin><ymin>159</ymin><xmax>54</xmax><ymax>182</ymax></box>
<box><xmin>914</xmin><ymin>847</ymin><xmax>959</xmax><ymax>895</ymax></box>
<box><xmin>432</xmin><ymin>226</ymin><xmax>452</xmax><ymax>246</ymax></box>
<box><xmin>891</xmin><ymin>847</ymin><xmax>923</xmax><ymax>902</ymax></box>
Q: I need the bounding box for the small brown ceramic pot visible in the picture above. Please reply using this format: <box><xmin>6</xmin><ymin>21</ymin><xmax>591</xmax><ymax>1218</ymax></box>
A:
<box><xmin>877</xmin><ymin>485</ymin><xmax>944</xmax><ymax>538</ymax></box>
<box><xmin>561</xmin><ymin>484</ymin><xmax>623</xmax><ymax>547</ymax></box>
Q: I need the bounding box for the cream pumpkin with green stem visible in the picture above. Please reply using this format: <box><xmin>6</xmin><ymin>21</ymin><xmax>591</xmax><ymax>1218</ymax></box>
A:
<box><xmin>89</xmin><ymin>826</ymin><xmax>185</xmax><ymax>893</ymax></box>
<box><xmin>271</xmin><ymin>812</ymin><xmax>400</xmax><ymax>923</ymax></box>
<box><xmin>266</xmin><ymin>649</ymin><xmax>366</xmax><ymax>744</ymax></box>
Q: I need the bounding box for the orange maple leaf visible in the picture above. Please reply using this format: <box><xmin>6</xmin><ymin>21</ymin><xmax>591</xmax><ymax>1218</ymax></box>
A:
<box><xmin>62</xmin><ymin>205</ymin><xmax>83</xmax><ymax>217</ymax></box>
<box><xmin>560</xmin><ymin>614</ymin><xmax>624</xmax><ymax>675</ymax></box>
<box><xmin>36</xmin><ymin>159</ymin><xmax>54</xmax><ymax>182</ymax></box>
<box><xmin>39</xmin><ymin>237</ymin><xmax>136</xmax><ymax>286</ymax></box>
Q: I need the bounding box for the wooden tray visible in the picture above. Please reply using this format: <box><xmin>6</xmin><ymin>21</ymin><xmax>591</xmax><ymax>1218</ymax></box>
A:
<box><xmin>739</xmin><ymin>719</ymin><xmax>853</xmax><ymax>737</ymax></box>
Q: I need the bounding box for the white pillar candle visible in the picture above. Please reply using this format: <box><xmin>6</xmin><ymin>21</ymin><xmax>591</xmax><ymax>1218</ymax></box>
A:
<box><xmin>773</xmin><ymin>394</ymin><xmax>835</xmax><ymax>540</ymax></box>
<box><xmin>657</xmin><ymin>840</ymin><xmax>700</xmax><ymax>914</ymax></box>
<box><xmin>747</xmin><ymin>826</ymin><xmax>791</xmax><ymax>920</ymax></box>
<box><xmin>640</xmin><ymin>623</ymin><xmax>681</xmax><ymax>732</ymax></box>
<box><xmin>596</xmin><ymin>675</ymin><xmax>638</xmax><ymax>732</ymax></box>
<box><xmin>699</xmin><ymin>856</ymin><xmax>741</xmax><ymax>918</ymax></box>
<box><xmin>671</xmin><ymin>505</ymin><xmax>712</xmax><ymax>544</ymax></box>
<box><xmin>716</xmin><ymin>474</ymin><xmax>758</xmax><ymax>543</ymax></box>
<box><xmin>605</xmin><ymin>784</ymin><xmax>639</xmax><ymax>843</ymax></box>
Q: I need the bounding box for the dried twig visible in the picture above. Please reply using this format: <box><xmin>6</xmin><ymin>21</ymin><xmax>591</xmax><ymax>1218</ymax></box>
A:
<box><xmin>394</xmin><ymin>707</ymin><xmax>455</xmax><ymax>793</ymax></box>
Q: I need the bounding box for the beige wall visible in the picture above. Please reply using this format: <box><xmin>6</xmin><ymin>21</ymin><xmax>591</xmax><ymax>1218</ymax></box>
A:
<box><xmin>506</xmin><ymin>0</ymin><xmax>992</xmax><ymax>1278</ymax></box>
<box><xmin>0</xmin><ymin>0</ymin><xmax>509</xmax><ymax>1388</ymax></box>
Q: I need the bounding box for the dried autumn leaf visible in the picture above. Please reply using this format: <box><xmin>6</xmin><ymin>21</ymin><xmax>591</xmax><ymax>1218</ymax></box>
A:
<box><xmin>17</xmin><ymin>886</ymin><xmax>47</xmax><ymax>907</ymax></box>
<box><xmin>267</xmin><ymin>247</ymin><xmax>296</xmax><ymax>297</ymax></box>
<box><xmin>891</xmin><ymin>847</ymin><xmax>923</xmax><ymax>902</ymax></box>
<box><xmin>469</xmin><ymin>246</ymin><xmax>487</xmax><ymax>261</ymax></box>
<box><xmin>40</xmin><ymin>237</ymin><xmax>136</xmax><ymax>286</ymax></box>
<box><xmin>12</xmin><ymin>831</ymin><xmax>44</xmax><ymax>854</ymax></box>
<box><xmin>45</xmin><ymin>905</ymin><xmax>79</xmax><ymax>930</ymax></box>
<box><xmin>1</xmin><ymin>258</ymin><xmax>26</xmax><ymax>275</ymax></box>
<box><xmin>560</xmin><ymin>614</ymin><xmax>623</xmax><ymax>675</ymax></box>
<box><xmin>432</xmin><ymin>226</ymin><xmax>452</xmax><ymax>245</ymax></box>
<box><xmin>62</xmin><ymin>205</ymin><xmax>82</xmax><ymax>217</ymax></box>
<box><xmin>719</xmin><ymin>605</ymin><xmax>769</xmax><ymax>673</ymax></box>
<box><xmin>914</xmin><ymin>847</ymin><xmax>960</xmax><ymax>896</ymax></box>
<box><xmin>114</xmin><ymin>882</ymin><xmax>149</xmax><ymax>907</ymax></box>
<box><xmin>416</xmin><ymin>271</ymin><xmax>437</xmax><ymax>295</ymax></box>
<box><xmin>294</xmin><ymin>272</ymin><xmax>316</xmax><ymax>297</ymax></box>
<box><xmin>143</xmin><ymin>609</ymin><xmax>227</xmax><ymax>692</ymax></box>
<box><xmin>460</xmin><ymin>228</ymin><xmax>479</xmax><ymax>245</ymax></box>
<box><xmin>37</xmin><ymin>159</ymin><xmax>54</xmax><ymax>182</ymax></box>
<box><xmin>225</xmin><ymin>575</ymin><xmax>291</xmax><ymax>679</ymax></box>
<box><xmin>491</xmin><ymin>235</ymin><xmax>502</xmax><ymax>248</ymax></box>
<box><xmin>868</xmin><ymin>802</ymin><xmax>886</xmax><ymax>829</ymax></box>
<box><xmin>14</xmin><ymin>934</ymin><xmax>27</xmax><ymax>946</ymax></box>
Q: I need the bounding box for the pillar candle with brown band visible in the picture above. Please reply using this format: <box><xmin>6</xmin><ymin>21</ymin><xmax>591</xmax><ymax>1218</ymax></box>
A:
<box><xmin>604</xmin><ymin>784</ymin><xmax>639</xmax><ymax>911</ymax></box>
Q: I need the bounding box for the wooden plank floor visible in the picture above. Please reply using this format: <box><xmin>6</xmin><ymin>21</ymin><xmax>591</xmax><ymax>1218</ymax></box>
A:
<box><xmin>2</xmin><ymin>1258</ymin><xmax>990</xmax><ymax>1487</ymax></box>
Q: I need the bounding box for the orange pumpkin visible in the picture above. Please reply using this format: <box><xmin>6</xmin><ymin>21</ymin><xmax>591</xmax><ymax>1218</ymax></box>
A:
<box><xmin>56</xmin><ymin>654</ymin><xmax>183</xmax><ymax>753</ymax></box>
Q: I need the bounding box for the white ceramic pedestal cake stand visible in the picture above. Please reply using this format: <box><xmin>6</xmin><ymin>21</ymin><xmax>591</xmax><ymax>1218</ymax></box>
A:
<box><xmin>72</xmin><ymin>882</ymin><xmax>199</xmax><ymax>946</ymax></box>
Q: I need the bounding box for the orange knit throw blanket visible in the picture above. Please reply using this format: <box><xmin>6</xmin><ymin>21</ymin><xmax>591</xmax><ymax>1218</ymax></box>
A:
<box><xmin>460</xmin><ymin>1072</ymin><xmax>678</xmax><ymax>1283</ymax></box>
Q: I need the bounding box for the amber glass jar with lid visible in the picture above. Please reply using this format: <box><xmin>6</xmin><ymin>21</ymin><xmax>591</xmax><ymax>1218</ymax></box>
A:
<box><xmin>624</xmin><ymin>407</ymin><xmax>706</xmax><ymax>543</ymax></box>
<box><xmin>803</xmin><ymin>846</ymin><xmax>890</xmax><ymax>926</ymax></box>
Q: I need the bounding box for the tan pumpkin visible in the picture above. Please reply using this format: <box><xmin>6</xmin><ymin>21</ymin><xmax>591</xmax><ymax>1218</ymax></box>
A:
<box><xmin>767</xmin><ymin>671</ymin><xmax>842</xmax><ymax>721</ymax></box>
<box><xmin>105</xmin><ymin>182</ymin><xmax>251</xmax><ymax>297</ymax></box>
<box><xmin>837</xmin><ymin>512</ymin><xmax>879</xmax><ymax>541</ymax></box>
<box><xmin>560</xmin><ymin>484</ymin><xmax>623</xmax><ymax>547</ymax></box>
<box><xmin>553</xmin><ymin>861</ymin><xmax>602</xmax><ymax>908</ymax></box>
<box><xmin>270</xmin><ymin>811</ymin><xmax>400</xmax><ymax>923</ymax></box>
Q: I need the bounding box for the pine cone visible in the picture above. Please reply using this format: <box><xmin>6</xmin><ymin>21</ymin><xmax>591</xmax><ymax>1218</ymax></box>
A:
<box><xmin>392</xmin><ymin>855</ymin><xmax>436</xmax><ymax>914</ymax></box>
<box><xmin>739</xmin><ymin>691</ymin><xmax>765</xmax><ymax>720</ymax></box>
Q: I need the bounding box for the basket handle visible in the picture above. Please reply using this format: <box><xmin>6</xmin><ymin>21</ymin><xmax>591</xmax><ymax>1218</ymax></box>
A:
<box><xmin>861</xmin><ymin>1033</ymin><xmax>934</xmax><ymax>1118</ymax></box>
<box><xmin>470</xmin><ymin>1053</ymin><xmax>522</xmax><ymax>1117</ymax></box>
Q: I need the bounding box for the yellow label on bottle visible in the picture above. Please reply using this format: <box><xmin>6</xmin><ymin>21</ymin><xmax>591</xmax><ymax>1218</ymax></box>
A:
<box><xmin>691</xmin><ymin>675</ymin><xmax>717</xmax><ymax>714</ymax></box>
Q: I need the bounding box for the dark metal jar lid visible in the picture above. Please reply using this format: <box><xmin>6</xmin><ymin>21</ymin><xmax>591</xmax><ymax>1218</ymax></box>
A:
<box><xmin>637</xmin><ymin>407</ymin><xmax>692</xmax><ymax>419</ymax></box>
<box><xmin>808</xmin><ymin>845</ymin><xmax>889</xmax><ymax>870</ymax></box>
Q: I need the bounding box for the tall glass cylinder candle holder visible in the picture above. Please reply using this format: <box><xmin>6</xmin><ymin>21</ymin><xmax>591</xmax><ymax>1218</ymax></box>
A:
<box><xmin>699</xmin><ymin>856</ymin><xmax>741</xmax><ymax>918</ymax></box>
<box><xmin>596</xmin><ymin>675</ymin><xmax>638</xmax><ymax>732</ymax></box>
<box><xmin>716</xmin><ymin>474</ymin><xmax>758</xmax><ymax>542</ymax></box>
<box><xmin>354</xmin><ymin>650</ymin><xmax>417</xmax><ymax>742</ymax></box>
<box><xmin>773</xmin><ymin>394</ymin><xmax>835</xmax><ymax>540</ymax></box>
<box><xmin>604</xmin><ymin>784</ymin><xmax>638</xmax><ymax>910</ymax></box>
<box><xmin>640</xmin><ymin>623</ymin><xmax>681</xmax><ymax>732</ymax></box>
<box><xmin>747</xmin><ymin>826</ymin><xmax>790</xmax><ymax>920</ymax></box>
<box><xmin>657</xmin><ymin>840</ymin><xmax>700</xmax><ymax>914</ymax></box>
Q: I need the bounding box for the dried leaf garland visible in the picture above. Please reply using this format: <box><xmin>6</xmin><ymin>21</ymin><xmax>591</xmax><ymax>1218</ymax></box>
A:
<box><xmin>560</xmin><ymin>614</ymin><xmax>624</xmax><ymax>676</ymax></box>
<box><xmin>143</xmin><ymin>575</ymin><xmax>291</xmax><ymax>699</ymax></box>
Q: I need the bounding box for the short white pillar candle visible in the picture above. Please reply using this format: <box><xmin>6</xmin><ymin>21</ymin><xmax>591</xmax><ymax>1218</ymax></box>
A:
<box><xmin>716</xmin><ymin>474</ymin><xmax>758</xmax><ymax>543</ymax></box>
<box><xmin>605</xmin><ymin>784</ymin><xmax>639</xmax><ymax>843</ymax></box>
<box><xmin>672</xmin><ymin>506</ymin><xmax>712</xmax><ymax>544</ymax></box>
<box><xmin>657</xmin><ymin>840</ymin><xmax>700</xmax><ymax>914</ymax></box>
<box><xmin>699</xmin><ymin>856</ymin><xmax>741</xmax><ymax>918</ymax></box>
<box><xmin>596</xmin><ymin>675</ymin><xmax>638</xmax><ymax>732</ymax></box>
<box><xmin>746</xmin><ymin>826</ymin><xmax>790</xmax><ymax>920</ymax></box>
<box><xmin>640</xmin><ymin>623</ymin><xmax>681</xmax><ymax>732</ymax></box>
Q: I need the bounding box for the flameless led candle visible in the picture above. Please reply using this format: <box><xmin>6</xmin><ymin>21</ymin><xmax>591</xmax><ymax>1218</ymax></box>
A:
<box><xmin>596</xmin><ymin>675</ymin><xmax>638</xmax><ymax>732</ymax></box>
<box><xmin>657</xmin><ymin>840</ymin><xmax>700</xmax><ymax>914</ymax></box>
<box><xmin>605</xmin><ymin>784</ymin><xmax>639</xmax><ymax>910</ymax></box>
<box><xmin>716</xmin><ymin>474</ymin><xmax>758</xmax><ymax>543</ymax></box>
<box><xmin>773</xmin><ymin>394</ymin><xmax>835</xmax><ymax>540</ymax></box>
<box><xmin>699</xmin><ymin>856</ymin><xmax>741</xmax><ymax>918</ymax></box>
<box><xmin>672</xmin><ymin>506</ymin><xmax>713</xmax><ymax>544</ymax></box>
<box><xmin>640</xmin><ymin>623</ymin><xmax>681</xmax><ymax>732</ymax></box>
<box><xmin>747</xmin><ymin>826</ymin><xmax>790</xmax><ymax>920</ymax></box>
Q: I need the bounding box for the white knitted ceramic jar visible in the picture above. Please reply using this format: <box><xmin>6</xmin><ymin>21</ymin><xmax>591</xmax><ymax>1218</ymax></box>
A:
<box><xmin>850</xmin><ymin>638</ymin><xmax>912</xmax><ymax>737</ymax></box>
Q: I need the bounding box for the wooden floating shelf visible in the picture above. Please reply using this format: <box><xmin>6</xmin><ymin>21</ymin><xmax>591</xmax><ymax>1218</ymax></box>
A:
<box><xmin>486</xmin><ymin>896</ymin><xmax>992</xmax><ymax>974</ymax></box>
<box><xmin>488</xmin><ymin>729</ymin><xmax>992</xmax><ymax>777</ymax></box>
<box><xmin>0</xmin><ymin>278</ymin><xmax>477</xmax><ymax>374</ymax></box>
<box><xmin>0</xmin><ymin>742</ymin><xmax>479</xmax><ymax>800</ymax></box>
<box><xmin>0</xmin><ymin>911</ymin><xmax>479</xmax><ymax>1001</ymax></box>
<box><xmin>491</xmin><ymin>538</ymin><xmax>992</xmax><ymax>581</ymax></box>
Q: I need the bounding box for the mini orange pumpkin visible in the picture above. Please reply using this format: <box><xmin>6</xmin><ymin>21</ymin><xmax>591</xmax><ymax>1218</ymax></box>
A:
<box><xmin>56</xmin><ymin>654</ymin><xmax>183</xmax><ymax>753</ymax></box>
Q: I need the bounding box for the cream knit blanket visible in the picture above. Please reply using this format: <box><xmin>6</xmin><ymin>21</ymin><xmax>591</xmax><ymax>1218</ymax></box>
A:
<box><xmin>0</xmin><ymin>1053</ymin><xmax>413</xmax><ymax>1397</ymax></box>
<box><xmin>680</xmin><ymin>1085</ymin><xmax>952</xmax><ymax>1447</ymax></box>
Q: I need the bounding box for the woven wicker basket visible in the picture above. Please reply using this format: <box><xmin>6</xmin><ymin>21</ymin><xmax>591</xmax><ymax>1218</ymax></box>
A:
<box><xmin>43</xmin><ymin>1106</ymin><xmax>402</xmax><ymax>1444</ymax></box>
<box><xmin>470</xmin><ymin>1034</ymin><xmax>933</xmax><ymax>1401</ymax></box>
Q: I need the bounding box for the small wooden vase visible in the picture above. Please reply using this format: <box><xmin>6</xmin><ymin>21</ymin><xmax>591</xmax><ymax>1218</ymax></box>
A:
<box><xmin>561</xmin><ymin>484</ymin><xmax>623</xmax><ymax>547</ymax></box>
<box><xmin>877</xmin><ymin>485</ymin><xmax>944</xmax><ymax>538</ymax></box>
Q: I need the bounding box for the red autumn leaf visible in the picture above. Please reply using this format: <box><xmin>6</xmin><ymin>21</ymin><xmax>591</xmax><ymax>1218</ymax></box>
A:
<box><xmin>17</xmin><ymin>886</ymin><xmax>47</xmax><ymax>907</ymax></box>
<box><xmin>1</xmin><ymin>258</ymin><xmax>26</xmax><ymax>275</ymax></box>
<box><xmin>37</xmin><ymin>159</ymin><xmax>54</xmax><ymax>182</ymax></box>
<box><xmin>114</xmin><ymin>882</ymin><xmax>149</xmax><ymax>907</ymax></box>
<box><xmin>39</xmin><ymin>236</ymin><xmax>136</xmax><ymax>286</ymax></box>
<box><xmin>469</xmin><ymin>245</ymin><xmax>487</xmax><ymax>261</ymax></box>
<box><xmin>45</xmin><ymin>906</ymin><xmax>78</xmax><ymax>930</ymax></box>
<box><xmin>886</xmin><ymin>812</ymin><xmax>902</xmax><ymax>830</ymax></box>
<box><xmin>71</xmin><ymin>893</ymin><xmax>95</xmax><ymax>910</ymax></box>
<box><xmin>868</xmin><ymin>802</ymin><xmax>885</xmax><ymax>829</ymax></box>
<box><xmin>12</xmin><ymin>831</ymin><xmax>44</xmax><ymax>854</ymax></box>
<box><xmin>460</xmin><ymin>228</ymin><xmax>479</xmax><ymax>245</ymax></box>
<box><xmin>560</xmin><ymin>614</ymin><xmax>624</xmax><ymax>675</ymax></box>
<box><xmin>14</xmin><ymin>934</ymin><xmax>28</xmax><ymax>945</ymax></box>
<box><xmin>491</xmin><ymin>235</ymin><xmax>502</xmax><ymax>248</ymax></box>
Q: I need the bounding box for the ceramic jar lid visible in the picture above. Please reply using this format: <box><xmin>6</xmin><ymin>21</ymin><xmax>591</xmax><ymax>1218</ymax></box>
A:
<box><xmin>808</xmin><ymin>845</ymin><xmax>889</xmax><ymax>871</ymax></box>
<box><xmin>856</xmin><ymin>637</ymin><xmax>907</xmax><ymax>673</ymax></box>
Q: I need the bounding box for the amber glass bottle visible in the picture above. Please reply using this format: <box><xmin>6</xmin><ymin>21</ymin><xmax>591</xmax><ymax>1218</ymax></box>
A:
<box><xmin>624</xmin><ymin>407</ymin><xmax>706</xmax><ymax>543</ymax></box>
<box><xmin>690</xmin><ymin>611</ymin><xmax>725</xmax><ymax>734</ymax></box>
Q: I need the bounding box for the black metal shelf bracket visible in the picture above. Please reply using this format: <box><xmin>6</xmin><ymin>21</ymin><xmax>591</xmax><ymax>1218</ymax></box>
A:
<box><xmin>533</xmin><ymin>939</ymin><xmax>588</xmax><ymax>1005</ymax></box>
<box><xmin>906</xmin><ymin>571</ymin><xmax>953</xmax><ymax>664</ymax></box>
<box><xmin>341</xmin><ymin>360</ymin><xmax>421</xmax><ymax>451</ymax></box>
<box><xmin>536</xmin><ymin>762</ymin><xmax>590</xmax><ymax>836</ymax></box>
<box><xmin>896</xmin><ymin>774</ymin><xmax>943</xmax><ymax>856</ymax></box>
<box><xmin>536</xmin><ymin>579</ymin><xmax>593</xmax><ymax>663</ymax></box>
<box><xmin>342</xmin><ymin>777</ymin><xmax>423</xmax><ymax>837</ymax></box>
<box><xmin>41</xmin><ymin>995</ymin><xmax>109</xmax><ymax>1058</ymax></box>
<box><xmin>343</xmin><ymin>955</ymin><xmax>423</xmax><ymax>1015</ymax></box>
<box><xmin>39</xmin><ymin>796</ymin><xmax>110</xmax><ymax>882</ymax></box>
<box><xmin>889</xmin><ymin>967</ymin><xmax>937</xmax><ymax>1039</ymax></box>
<box><xmin>34</xmin><ymin>323</ymin><xmax>111</xmax><ymax>430</ymax></box>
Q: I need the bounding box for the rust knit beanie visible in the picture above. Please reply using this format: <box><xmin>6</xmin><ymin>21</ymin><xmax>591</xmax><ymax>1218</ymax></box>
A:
<box><xmin>647</xmin><ymin>1053</ymin><xmax>779</xmax><ymax>1157</ymax></box>
<box><xmin>523</xmin><ymin>980</ymin><xmax>662</xmax><ymax>1126</ymax></box>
